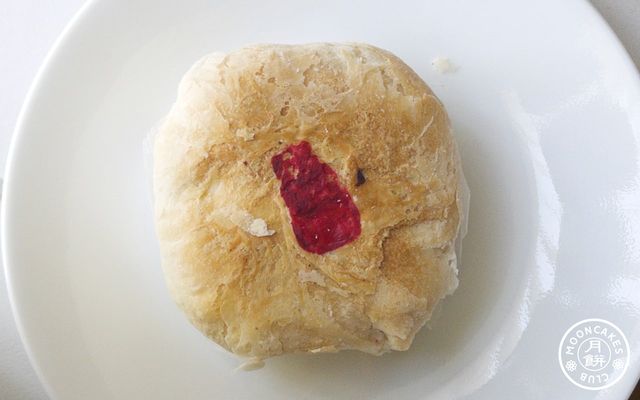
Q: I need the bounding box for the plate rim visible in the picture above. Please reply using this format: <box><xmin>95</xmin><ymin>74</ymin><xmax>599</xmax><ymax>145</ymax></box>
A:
<box><xmin>1</xmin><ymin>0</ymin><xmax>99</xmax><ymax>397</ymax></box>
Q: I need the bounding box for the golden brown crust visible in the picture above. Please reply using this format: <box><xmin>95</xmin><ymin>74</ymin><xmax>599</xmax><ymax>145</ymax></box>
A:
<box><xmin>153</xmin><ymin>43</ymin><xmax>462</xmax><ymax>358</ymax></box>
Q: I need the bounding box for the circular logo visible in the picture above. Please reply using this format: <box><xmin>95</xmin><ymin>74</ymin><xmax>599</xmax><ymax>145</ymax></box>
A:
<box><xmin>559</xmin><ymin>319</ymin><xmax>630</xmax><ymax>390</ymax></box>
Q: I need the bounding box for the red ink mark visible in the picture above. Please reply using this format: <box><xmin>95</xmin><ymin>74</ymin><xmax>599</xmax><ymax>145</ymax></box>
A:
<box><xmin>271</xmin><ymin>141</ymin><xmax>361</xmax><ymax>254</ymax></box>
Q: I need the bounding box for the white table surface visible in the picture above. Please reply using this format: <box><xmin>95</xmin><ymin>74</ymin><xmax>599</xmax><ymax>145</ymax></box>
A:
<box><xmin>0</xmin><ymin>1</ymin><xmax>638</xmax><ymax>399</ymax></box>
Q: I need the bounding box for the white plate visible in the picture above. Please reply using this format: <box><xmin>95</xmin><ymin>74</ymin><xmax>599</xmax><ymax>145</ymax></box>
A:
<box><xmin>4</xmin><ymin>0</ymin><xmax>640</xmax><ymax>398</ymax></box>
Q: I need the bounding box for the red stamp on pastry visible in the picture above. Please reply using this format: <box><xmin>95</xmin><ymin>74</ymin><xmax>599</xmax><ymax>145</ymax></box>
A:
<box><xmin>271</xmin><ymin>141</ymin><xmax>361</xmax><ymax>254</ymax></box>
